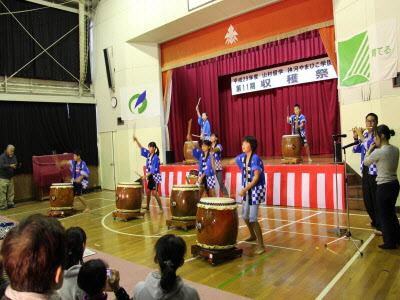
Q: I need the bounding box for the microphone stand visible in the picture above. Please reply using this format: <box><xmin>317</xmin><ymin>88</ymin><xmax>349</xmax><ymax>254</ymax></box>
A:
<box><xmin>325</xmin><ymin>145</ymin><xmax>364</xmax><ymax>255</ymax></box>
<box><xmin>327</xmin><ymin>136</ymin><xmax>347</xmax><ymax>236</ymax></box>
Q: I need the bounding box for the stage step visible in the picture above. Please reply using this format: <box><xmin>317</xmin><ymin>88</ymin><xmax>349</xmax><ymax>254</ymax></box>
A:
<box><xmin>347</xmin><ymin>173</ymin><xmax>362</xmax><ymax>185</ymax></box>
<box><xmin>348</xmin><ymin>197</ymin><xmax>366</xmax><ymax>211</ymax></box>
<box><xmin>347</xmin><ymin>185</ymin><xmax>363</xmax><ymax>198</ymax></box>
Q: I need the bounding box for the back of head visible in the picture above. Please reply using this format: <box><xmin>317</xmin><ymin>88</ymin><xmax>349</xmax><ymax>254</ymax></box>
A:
<box><xmin>155</xmin><ymin>234</ymin><xmax>186</xmax><ymax>293</ymax></box>
<box><xmin>78</xmin><ymin>259</ymin><xmax>107</xmax><ymax>298</ymax></box>
<box><xmin>65</xmin><ymin>227</ymin><xmax>87</xmax><ymax>269</ymax></box>
<box><xmin>1</xmin><ymin>214</ymin><xmax>66</xmax><ymax>293</ymax></box>
<box><xmin>376</xmin><ymin>124</ymin><xmax>395</xmax><ymax>140</ymax></box>
<box><xmin>243</xmin><ymin>136</ymin><xmax>258</xmax><ymax>152</ymax></box>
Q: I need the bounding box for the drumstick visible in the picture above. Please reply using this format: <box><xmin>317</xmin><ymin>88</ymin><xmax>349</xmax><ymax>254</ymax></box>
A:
<box><xmin>287</xmin><ymin>105</ymin><xmax>290</xmax><ymax>117</ymax></box>
<box><xmin>187</xmin><ymin>119</ymin><xmax>192</xmax><ymax>138</ymax></box>
<box><xmin>191</xmin><ymin>134</ymin><xmax>202</xmax><ymax>138</ymax></box>
<box><xmin>196</xmin><ymin>97</ymin><xmax>201</xmax><ymax>108</ymax></box>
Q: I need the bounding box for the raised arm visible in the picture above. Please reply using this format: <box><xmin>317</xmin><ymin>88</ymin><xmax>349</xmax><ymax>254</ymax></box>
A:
<box><xmin>133</xmin><ymin>136</ymin><xmax>142</xmax><ymax>149</ymax></box>
<box><xmin>196</xmin><ymin>105</ymin><xmax>201</xmax><ymax>118</ymax></box>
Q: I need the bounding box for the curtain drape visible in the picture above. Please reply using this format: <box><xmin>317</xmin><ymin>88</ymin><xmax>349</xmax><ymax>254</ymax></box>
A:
<box><xmin>0</xmin><ymin>0</ymin><xmax>90</xmax><ymax>82</ymax></box>
<box><xmin>318</xmin><ymin>26</ymin><xmax>338</xmax><ymax>73</ymax></box>
<box><xmin>0</xmin><ymin>102</ymin><xmax>98</xmax><ymax>173</ymax></box>
<box><xmin>168</xmin><ymin>30</ymin><xmax>339</xmax><ymax>162</ymax></box>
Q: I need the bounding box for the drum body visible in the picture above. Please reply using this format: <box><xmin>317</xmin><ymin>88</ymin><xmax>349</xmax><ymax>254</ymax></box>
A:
<box><xmin>116</xmin><ymin>182</ymin><xmax>142</xmax><ymax>212</ymax></box>
<box><xmin>282</xmin><ymin>135</ymin><xmax>302</xmax><ymax>159</ymax></box>
<box><xmin>184</xmin><ymin>141</ymin><xmax>199</xmax><ymax>161</ymax></box>
<box><xmin>170</xmin><ymin>184</ymin><xmax>200</xmax><ymax>220</ymax></box>
<box><xmin>195</xmin><ymin>197</ymin><xmax>238</xmax><ymax>250</ymax></box>
<box><xmin>49</xmin><ymin>183</ymin><xmax>74</xmax><ymax>210</ymax></box>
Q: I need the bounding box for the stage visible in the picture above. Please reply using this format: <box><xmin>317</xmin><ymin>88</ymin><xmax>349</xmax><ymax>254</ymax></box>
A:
<box><xmin>145</xmin><ymin>155</ymin><xmax>345</xmax><ymax>210</ymax></box>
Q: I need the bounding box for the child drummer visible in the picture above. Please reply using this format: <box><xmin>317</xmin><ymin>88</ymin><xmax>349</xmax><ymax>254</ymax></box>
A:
<box><xmin>287</xmin><ymin>103</ymin><xmax>312</xmax><ymax>162</ymax></box>
<box><xmin>186</xmin><ymin>134</ymin><xmax>216</xmax><ymax>197</ymax></box>
<box><xmin>235</xmin><ymin>136</ymin><xmax>266</xmax><ymax>255</ymax></box>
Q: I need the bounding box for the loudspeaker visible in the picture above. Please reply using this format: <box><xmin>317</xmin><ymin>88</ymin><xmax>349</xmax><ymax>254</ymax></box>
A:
<box><xmin>166</xmin><ymin>151</ymin><xmax>174</xmax><ymax>164</ymax></box>
<box><xmin>103</xmin><ymin>47</ymin><xmax>115</xmax><ymax>90</ymax></box>
<box><xmin>334</xmin><ymin>142</ymin><xmax>342</xmax><ymax>163</ymax></box>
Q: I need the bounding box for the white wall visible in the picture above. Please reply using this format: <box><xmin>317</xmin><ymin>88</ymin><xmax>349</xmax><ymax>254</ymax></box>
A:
<box><xmin>334</xmin><ymin>0</ymin><xmax>400</xmax><ymax>203</ymax></box>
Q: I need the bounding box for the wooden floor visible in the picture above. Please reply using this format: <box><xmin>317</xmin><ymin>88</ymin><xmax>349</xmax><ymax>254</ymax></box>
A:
<box><xmin>3</xmin><ymin>191</ymin><xmax>400</xmax><ymax>300</ymax></box>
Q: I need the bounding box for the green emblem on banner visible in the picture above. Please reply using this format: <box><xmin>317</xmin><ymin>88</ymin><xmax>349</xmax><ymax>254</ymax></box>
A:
<box><xmin>338</xmin><ymin>31</ymin><xmax>370</xmax><ymax>87</ymax></box>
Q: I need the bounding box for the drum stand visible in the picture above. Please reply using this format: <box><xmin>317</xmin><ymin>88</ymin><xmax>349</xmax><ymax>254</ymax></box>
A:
<box><xmin>191</xmin><ymin>245</ymin><xmax>243</xmax><ymax>265</ymax></box>
<box><xmin>166</xmin><ymin>219</ymin><xmax>196</xmax><ymax>231</ymax></box>
<box><xmin>113</xmin><ymin>211</ymin><xmax>145</xmax><ymax>222</ymax></box>
<box><xmin>281</xmin><ymin>157</ymin><xmax>303</xmax><ymax>164</ymax></box>
<box><xmin>325</xmin><ymin>147</ymin><xmax>363</xmax><ymax>255</ymax></box>
<box><xmin>47</xmin><ymin>209</ymin><xmax>75</xmax><ymax>217</ymax></box>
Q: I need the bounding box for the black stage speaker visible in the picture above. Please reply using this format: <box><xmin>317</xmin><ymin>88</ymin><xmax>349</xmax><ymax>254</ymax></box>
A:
<box><xmin>166</xmin><ymin>151</ymin><xmax>174</xmax><ymax>164</ymax></box>
<box><xmin>334</xmin><ymin>142</ymin><xmax>342</xmax><ymax>163</ymax></box>
<box><xmin>103</xmin><ymin>47</ymin><xmax>115</xmax><ymax>90</ymax></box>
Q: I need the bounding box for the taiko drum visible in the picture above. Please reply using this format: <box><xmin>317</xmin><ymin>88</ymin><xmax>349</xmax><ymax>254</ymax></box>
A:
<box><xmin>184</xmin><ymin>141</ymin><xmax>199</xmax><ymax>161</ymax></box>
<box><xmin>115</xmin><ymin>182</ymin><xmax>142</xmax><ymax>213</ymax></box>
<box><xmin>282</xmin><ymin>134</ymin><xmax>302</xmax><ymax>159</ymax></box>
<box><xmin>195</xmin><ymin>197</ymin><xmax>239</xmax><ymax>250</ymax></box>
<box><xmin>49</xmin><ymin>183</ymin><xmax>74</xmax><ymax>211</ymax></box>
<box><xmin>170</xmin><ymin>184</ymin><xmax>200</xmax><ymax>220</ymax></box>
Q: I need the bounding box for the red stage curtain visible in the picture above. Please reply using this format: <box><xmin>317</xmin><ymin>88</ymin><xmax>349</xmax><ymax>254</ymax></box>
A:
<box><xmin>168</xmin><ymin>30</ymin><xmax>339</xmax><ymax>162</ymax></box>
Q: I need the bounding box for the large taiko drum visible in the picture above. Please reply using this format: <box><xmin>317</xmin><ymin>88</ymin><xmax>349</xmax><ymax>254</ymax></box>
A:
<box><xmin>170</xmin><ymin>184</ymin><xmax>200</xmax><ymax>220</ymax></box>
<box><xmin>282</xmin><ymin>134</ymin><xmax>302</xmax><ymax>159</ymax></box>
<box><xmin>184</xmin><ymin>141</ymin><xmax>199</xmax><ymax>161</ymax></box>
<box><xmin>115</xmin><ymin>182</ymin><xmax>142</xmax><ymax>213</ymax></box>
<box><xmin>49</xmin><ymin>183</ymin><xmax>74</xmax><ymax>211</ymax></box>
<box><xmin>195</xmin><ymin>197</ymin><xmax>239</xmax><ymax>250</ymax></box>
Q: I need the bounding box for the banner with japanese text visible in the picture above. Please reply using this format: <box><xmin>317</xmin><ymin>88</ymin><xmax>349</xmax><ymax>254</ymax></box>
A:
<box><xmin>337</xmin><ymin>18</ymin><xmax>397</xmax><ymax>88</ymax></box>
<box><xmin>231</xmin><ymin>57</ymin><xmax>337</xmax><ymax>95</ymax></box>
<box><xmin>120</xmin><ymin>86</ymin><xmax>161</xmax><ymax>120</ymax></box>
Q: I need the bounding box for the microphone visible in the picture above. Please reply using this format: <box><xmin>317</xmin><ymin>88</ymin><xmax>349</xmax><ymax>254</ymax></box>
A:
<box><xmin>342</xmin><ymin>141</ymin><xmax>360</xmax><ymax>149</ymax></box>
<box><xmin>331</xmin><ymin>134</ymin><xmax>347</xmax><ymax>138</ymax></box>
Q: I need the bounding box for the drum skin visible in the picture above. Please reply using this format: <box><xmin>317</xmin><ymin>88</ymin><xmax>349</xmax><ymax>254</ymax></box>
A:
<box><xmin>170</xmin><ymin>184</ymin><xmax>200</xmax><ymax>220</ymax></box>
<box><xmin>282</xmin><ymin>135</ymin><xmax>302</xmax><ymax>159</ymax></box>
<box><xmin>116</xmin><ymin>182</ymin><xmax>142</xmax><ymax>212</ymax></box>
<box><xmin>49</xmin><ymin>183</ymin><xmax>74</xmax><ymax>209</ymax></box>
<box><xmin>195</xmin><ymin>197</ymin><xmax>238</xmax><ymax>250</ymax></box>
<box><xmin>184</xmin><ymin>141</ymin><xmax>199</xmax><ymax>161</ymax></box>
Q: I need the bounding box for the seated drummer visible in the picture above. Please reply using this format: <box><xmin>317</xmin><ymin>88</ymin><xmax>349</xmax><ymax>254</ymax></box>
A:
<box><xmin>186</xmin><ymin>134</ymin><xmax>216</xmax><ymax>198</ymax></box>
<box><xmin>287</xmin><ymin>103</ymin><xmax>312</xmax><ymax>162</ymax></box>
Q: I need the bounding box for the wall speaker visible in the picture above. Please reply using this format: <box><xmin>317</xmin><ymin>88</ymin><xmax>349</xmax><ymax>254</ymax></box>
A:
<box><xmin>103</xmin><ymin>47</ymin><xmax>115</xmax><ymax>90</ymax></box>
<box><xmin>334</xmin><ymin>142</ymin><xmax>342</xmax><ymax>163</ymax></box>
<box><xmin>166</xmin><ymin>151</ymin><xmax>174</xmax><ymax>164</ymax></box>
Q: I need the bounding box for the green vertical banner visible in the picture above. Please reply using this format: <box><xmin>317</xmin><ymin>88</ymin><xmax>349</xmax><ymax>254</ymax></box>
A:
<box><xmin>337</xmin><ymin>18</ymin><xmax>397</xmax><ymax>88</ymax></box>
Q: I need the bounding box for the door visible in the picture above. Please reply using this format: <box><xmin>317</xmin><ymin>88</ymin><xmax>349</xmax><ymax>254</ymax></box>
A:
<box><xmin>100</xmin><ymin>131</ymin><xmax>116</xmax><ymax>190</ymax></box>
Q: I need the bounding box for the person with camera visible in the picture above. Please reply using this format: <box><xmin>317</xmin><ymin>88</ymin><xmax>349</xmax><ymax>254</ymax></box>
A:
<box><xmin>0</xmin><ymin>145</ymin><xmax>18</xmax><ymax>211</ymax></box>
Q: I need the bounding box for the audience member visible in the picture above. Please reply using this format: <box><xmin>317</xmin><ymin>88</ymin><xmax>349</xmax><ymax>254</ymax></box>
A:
<box><xmin>77</xmin><ymin>259</ymin><xmax>130</xmax><ymax>300</ymax></box>
<box><xmin>133</xmin><ymin>234</ymin><xmax>200</xmax><ymax>300</ymax></box>
<box><xmin>58</xmin><ymin>227</ymin><xmax>87</xmax><ymax>299</ymax></box>
<box><xmin>0</xmin><ymin>258</ymin><xmax>9</xmax><ymax>298</ymax></box>
<box><xmin>1</xmin><ymin>214</ymin><xmax>66</xmax><ymax>299</ymax></box>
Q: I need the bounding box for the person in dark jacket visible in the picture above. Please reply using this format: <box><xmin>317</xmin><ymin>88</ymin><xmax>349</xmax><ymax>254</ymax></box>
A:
<box><xmin>0</xmin><ymin>145</ymin><xmax>18</xmax><ymax>211</ymax></box>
